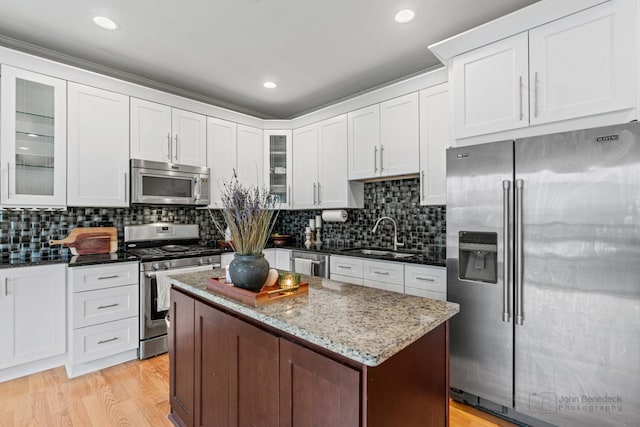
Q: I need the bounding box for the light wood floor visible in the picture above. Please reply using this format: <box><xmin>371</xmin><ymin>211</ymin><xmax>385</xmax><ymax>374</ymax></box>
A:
<box><xmin>0</xmin><ymin>354</ymin><xmax>515</xmax><ymax>427</ymax></box>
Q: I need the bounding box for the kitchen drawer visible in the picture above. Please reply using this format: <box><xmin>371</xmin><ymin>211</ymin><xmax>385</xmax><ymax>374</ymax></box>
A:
<box><xmin>330</xmin><ymin>273</ymin><xmax>363</xmax><ymax>286</ymax></box>
<box><xmin>404</xmin><ymin>287</ymin><xmax>446</xmax><ymax>301</ymax></box>
<box><xmin>72</xmin><ymin>284</ymin><xmax>139</xmax><ymax>329</ymax></box>
<box><xmin>71</xmin><ymin>316</ymin><xmax>138</xmax><ymax>364</ymax></box>
<box><xmin>330</xmin><ymin>256</ymin><xmax>364</xmax><ymax>278</ymax></box>
<box><xmin>363</xmin><ymin>260</ymin><xmax>403</xmax><ymax>286</ymax></box>
<box><xmin>363</xmin><ymin>279</ymin><xmax>403</xmax><ymax>294</ymax></box>
<box><xmin>404</xmin><ymin>265</ymin><xmax>446</xmax><ymax>294</ymax></box>
<box><xmin>71</xmin><ymin>262</ymin><xmax>139</xmax><ymax>292</ymax></box>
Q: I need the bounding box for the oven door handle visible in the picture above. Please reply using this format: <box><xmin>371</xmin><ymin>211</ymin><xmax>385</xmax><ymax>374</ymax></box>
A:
<box><xmin>145</xmin><ymin>264</ymin><xmax>221</xmax><ymax>278</ymax></box>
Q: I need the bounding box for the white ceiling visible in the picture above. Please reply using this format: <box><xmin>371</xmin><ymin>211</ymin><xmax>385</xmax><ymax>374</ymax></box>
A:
<box><xmin>0</xmin><ymin>0</ymin><xmax>540</xmax><ymax>119</ymax></box>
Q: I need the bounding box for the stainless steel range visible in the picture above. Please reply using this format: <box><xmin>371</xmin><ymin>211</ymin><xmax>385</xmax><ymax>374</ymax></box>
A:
<box><xmin>125</xmin><ymin>223</ymin><xmax>221</xmax><ymax>359</ymax></box>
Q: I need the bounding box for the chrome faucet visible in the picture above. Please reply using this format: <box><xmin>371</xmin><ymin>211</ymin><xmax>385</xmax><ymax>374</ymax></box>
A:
<box><xmin>371</xmin><ymin>216</ymin><xmax>404</xmax><ymax>251</ymax></box>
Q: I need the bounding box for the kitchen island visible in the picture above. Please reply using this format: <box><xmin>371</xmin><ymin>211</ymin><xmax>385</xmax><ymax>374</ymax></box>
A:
<box><xmin>167</xmin><ymin>269</ymin><xmax>459</xmax><ymax>427</ymax></box>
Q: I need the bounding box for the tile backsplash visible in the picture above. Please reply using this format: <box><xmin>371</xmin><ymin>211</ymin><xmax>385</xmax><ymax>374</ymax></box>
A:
<box><xmin>271</xmin><ymin>177</ymin><xmax>445</xmax><ymax>253</ymax></box>
<box><xmin>0</xmin><ymin>177</ymin><xmax>445</xmax><ymax>262</ymax></box>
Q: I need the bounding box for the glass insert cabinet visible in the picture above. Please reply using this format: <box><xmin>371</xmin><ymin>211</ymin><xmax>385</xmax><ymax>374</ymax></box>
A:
<box><xmin>263</xmin><ymin>130</ymin><xmax>292</xmax><ymax>209</ymax></box>
<box><xmin>1</xmin><ymin>65</ymin><xmax>67</xmax><ymax>207</ymax></box>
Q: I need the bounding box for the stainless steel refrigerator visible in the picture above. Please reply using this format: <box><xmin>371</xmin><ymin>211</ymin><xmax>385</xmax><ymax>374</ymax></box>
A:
<box><xmin>446</xmin><ymin>122</ymin><xmax>640</xmax><ymax>427</ymax></box>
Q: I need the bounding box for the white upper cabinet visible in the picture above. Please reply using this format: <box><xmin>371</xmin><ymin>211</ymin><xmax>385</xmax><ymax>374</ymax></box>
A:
<box><xmin>131</xmin><ymin>98</ymin><xmax>206</xmax><ymax>167</ymax></box>
<box><xmin>528</xmin><ymin>1</ymin><xmax>635</xmax><ymax>125</ymax></box>
<box><xmin>450</xmin><ymin>0</ymin><xmax>636</xmax><ymax>140</ymax></box>
<box><xmin>379</xmin><ymin>93</ymin><xmax>420</xmax><ymax>177</ymax></box>
<box><xmin>207</xmin><ymin>117</ymin><xmax>237</xmax><ymax>208</ymax></box>
<box><xmin>264</xmin><ymin>130</ymin><xmax>293</xmax><ymax>209</ymax></box>
<box><xmin>67</xmin><ymin>83</ymin><xmax>130</xmax><ymax>207</ymax></box>
<box><xmin>207</xmin><ymin>121</ymin><xmax>263</xmax><ymax>208</ymax></box>
<box><xmin>348</xmin><ymin>93</ymin><xmax>419</xmax><ymax>180</ymax></box>
<box><xmin>236</xmin><ymin>124</ymin><xmax>264</xmax><ymax>188</ymax></box>
<box><xmin>419</xmin><ymin>83</ymin><xmax>450</xmax><ymax>206</ymax></box>
<box><xmin>452</xmin><ymin>32</ymin><xmax>529</xmax><ymax>139</ymax></box>
<box><xmin>171</xmin><ymin>109</ymin><xmax>207</xmax><ymax>166</ymax></box>
<box><xmin>293</xmin><ymin>115</ymin><xmax>363</xmax><ymax>209</ymax></box>
<box><xmin>292</xmin><ymin>123</ymin><xmax>319</xmax><ymax>210</ymax></box>
<box><xmin>317</xmin><ymin>115</ymin><xmax>350</xmax><ymax>208</ymax></box>
<box><xmin>347</xmin><ymin>105</ymin><xmax>379</xmax><ymax>180</ymax></box>
<box><xmin>0</xmin><ymin>65</ymin><xmax>67</xmax><ymax>208</ymax></box>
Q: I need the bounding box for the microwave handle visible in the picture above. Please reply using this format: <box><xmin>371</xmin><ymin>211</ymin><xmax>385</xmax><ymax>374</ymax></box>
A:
<box><xmin>194</xmin><ymin>177</ymin><xmax>201</xmax><ymax>201</ymax></box>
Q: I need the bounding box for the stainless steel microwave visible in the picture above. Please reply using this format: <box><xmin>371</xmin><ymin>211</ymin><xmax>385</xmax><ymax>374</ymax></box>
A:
<box><xmin>130</xmin><ymin>159</ymin><xmax>210</xmax><ymax>206</ymax></box>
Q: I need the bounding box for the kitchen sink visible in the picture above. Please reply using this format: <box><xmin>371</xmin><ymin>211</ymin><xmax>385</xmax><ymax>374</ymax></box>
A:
<box><xmin>342</xmin><ymin>248</ymin><xmax>417</xmax><ymax>259</ymax></box>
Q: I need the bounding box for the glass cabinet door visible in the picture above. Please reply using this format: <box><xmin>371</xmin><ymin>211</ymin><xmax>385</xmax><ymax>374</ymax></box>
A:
<box><xmin>264</xmin><ymin>130</ymin><xmax>292</xmax><ymax>208</ymax></box>
<box><xmin>1</xmin><ymin>65</ymin><xmax>66</xmax><ymax>207</ymax></box>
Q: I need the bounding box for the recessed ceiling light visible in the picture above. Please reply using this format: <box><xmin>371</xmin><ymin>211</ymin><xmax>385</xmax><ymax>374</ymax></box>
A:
<box><xmin>93</xmin><ymin>16</ymin><xmax>119</xmax><ymax>30</ymax></box>
<box><xmin>19</xmin><ymin>146</ymin><xmax>29</xmax><ymax>150</ymax></box>
<box><xmin>27</xmin><ymin>133</ymin><xmax>38</xmax><ymax>138</ymax></box>
<box><xmin>263</xmin><ymin>81</ymin><xmax>278</xmax><ymax>89</ymax></box>
<box><xmin>394</xmin><ymin>9</ymin><xmax>416</xmax><ymax>24</ymax></box>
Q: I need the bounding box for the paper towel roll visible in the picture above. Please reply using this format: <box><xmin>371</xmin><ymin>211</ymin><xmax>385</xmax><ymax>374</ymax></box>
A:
<box><xmin>321</xmin><ymin>210</ymin><xmax>348</xmax><ymax>223</ymax></box>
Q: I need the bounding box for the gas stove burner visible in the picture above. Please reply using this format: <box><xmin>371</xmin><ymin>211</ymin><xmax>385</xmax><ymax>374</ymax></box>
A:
<box><xmin>161</xmin><ymin>244</ymin><xmax>190</xmax><ymax>252</ymax></box>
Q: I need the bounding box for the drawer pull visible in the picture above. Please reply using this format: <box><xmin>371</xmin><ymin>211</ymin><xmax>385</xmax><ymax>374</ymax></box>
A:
<box><xmin>97</xmin><ymin>303</ymin><xmax>119</xmax><ymax>310</ymax></box>
<box><xmin>373</xmin><ymin>271</ymin><xmax>389</xmax><ymax>275</ymax></box>
<box><xmin>416</xmin><ymin>277</ymin><xmax>435</xmax><ymax>282</ymax></box>
<box><xmin>97</xmin><ymin>337</ymin><xmax>119</xmax><ymax>345</ymax></box>
<box><xmin>338</xmin><ymin>265</ymin><xmax>352</xmax><ymax>269</ymax></box>
<box><xmin>98</xmin><ymin>275</ymin><xmax>119</xmax><ymax>280</ymax></box>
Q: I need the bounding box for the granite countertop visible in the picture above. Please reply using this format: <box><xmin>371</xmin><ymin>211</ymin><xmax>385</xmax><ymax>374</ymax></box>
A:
<box><xmin>169</xmin><ymin>268</ymin><xmax>459</xmax><ymax>367</ymax></box>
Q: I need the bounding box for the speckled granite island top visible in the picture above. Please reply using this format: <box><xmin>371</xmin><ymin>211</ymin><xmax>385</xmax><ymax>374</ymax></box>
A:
<box><xmin>169</xmin><ymin>268</ymin><xmax>459</xmax><ymax>367</ymax></box>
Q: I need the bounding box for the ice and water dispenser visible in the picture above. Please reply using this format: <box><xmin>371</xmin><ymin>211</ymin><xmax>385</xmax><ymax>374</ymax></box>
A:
<box><xmin>458</xmin><ymin>231</ymin><xmax>498</xmax><ymax>283</ymax></box>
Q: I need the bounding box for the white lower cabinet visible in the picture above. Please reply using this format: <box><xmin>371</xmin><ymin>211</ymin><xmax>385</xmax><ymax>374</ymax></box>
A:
<box><xmin>330</xmin><ymin>256</ymin><xmax>364</xmax><ymax>285</ymax></box>
<box><xmin>363</xmin><ymin>260</ymin><xmax>404</xmax><ymax>293</ymax></box>
<box><xmin>275</xmin><ymin>248</ymin><xmax>291</xmax><ymax>270</ymax></box>
<box><xmin>66</xmin><ymin>262</ymin><xmax>139</xmax><ymax>378</ymax></box>
<box><xmin>0</xmin><ymin>265</ymin><xmax>66</xmax><ymax>380</ymax></box>
<box><xmin>404</xmin><ymin>264</ymin><xmax>446</xmax><ymax>301</ymax></box>
<box><xmin>330</xmin><ymin>255</ymin><xmax>446</xmax><ymax>298</ymax></box>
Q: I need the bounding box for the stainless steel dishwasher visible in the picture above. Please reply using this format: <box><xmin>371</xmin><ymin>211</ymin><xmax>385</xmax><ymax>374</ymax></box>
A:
<box><xmin>290</xmin><ymin>251</ymin><xmax>329</xmax><ymax>278</ymax></box>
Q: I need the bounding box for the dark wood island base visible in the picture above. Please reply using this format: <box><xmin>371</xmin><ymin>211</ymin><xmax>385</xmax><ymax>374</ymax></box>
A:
<box><xmin>168</xmin><ymin>286</ymin><xmax>450</xmax><ymax>427</ymax></box>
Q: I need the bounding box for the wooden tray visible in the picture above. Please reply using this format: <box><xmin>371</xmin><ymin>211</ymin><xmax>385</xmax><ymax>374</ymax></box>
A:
<box><xmin>206</xmin><ymin>277</ymin><xmax>308</xmax><ymax>307</ymax></box>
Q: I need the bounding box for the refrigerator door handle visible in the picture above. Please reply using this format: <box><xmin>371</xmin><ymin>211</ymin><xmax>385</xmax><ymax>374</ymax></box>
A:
<box><xmin>502</xmin><ymin>180</ymin><xmax>511</xmax><ymax>322</ymax></box>
<box><xmin>515</xmin><ymin>178</ymin><xmax>524</xmax><ymax>325</ymax></box>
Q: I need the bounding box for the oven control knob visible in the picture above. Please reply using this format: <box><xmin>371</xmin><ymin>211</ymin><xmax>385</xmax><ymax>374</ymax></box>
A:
<box><xmin>152</xmin><ymin>263</ymin><xmax>160</xmax><ymax>270</ymax></box>
<box><xmin>163</xmin><ymin>261</ymin><xmax>171</xmax><ymax>269</ymax></box>
<box><xmin>208</xmin><ymin>257</ymin><xmax>214</xmax><ymax>264</ymax></box>
<box><xmin>198</xmin><ymin>258</ymin><xmax>205</xmax><ymax>265</ymax></box>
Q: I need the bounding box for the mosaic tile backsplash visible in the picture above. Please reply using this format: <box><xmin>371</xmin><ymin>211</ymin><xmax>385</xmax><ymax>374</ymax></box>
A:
<box><xmin>0</xmin><ymin>177</ymin><xmax>444</xmax><ymax>262</ymax></box>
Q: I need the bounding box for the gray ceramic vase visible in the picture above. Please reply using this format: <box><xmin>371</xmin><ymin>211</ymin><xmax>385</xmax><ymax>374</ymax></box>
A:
<box><xmin>228</xmin><ymin>253</ymin><xmax>269</xmax><ymax>292</ymax></box>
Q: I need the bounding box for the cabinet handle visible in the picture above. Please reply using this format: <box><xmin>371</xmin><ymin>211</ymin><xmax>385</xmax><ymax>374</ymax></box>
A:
<box><xmin>97</xmin><ymin>303</ymin><xmax>119</xmax><ymax>310</ymax></box>
<box><xmin>421</xmin><ymin>170</ymin><xmax>425</xmax><ymax>199</ymax></box>
<box><xmin>174</xmin><ymin>134</ymin><xmax>179</xmax><ymax>161</ymax></box>
<box><xmin>313</xmin><ymin>182</ymin><xmax>317</xmax><ymax>205</ymax></box>
<box><xmin>124</xmin><ymin>172</ymin><xmax>128</xmax><ymax>203</ymax></box>
<box><xmin>338</xmin><ymin>265</ymin><xmax>352</xmax><ymax>269</ymax></box>
<box><xmin>317</xmin><ymin>182</ymin><xmax>321</xmax><ymax>204</ymax></box>
<box><xmin>373</xmin><ymin>270</ymin><xmax>389</xmax><ymax>275</ymax></box>
<box><xmin>166</xmin><ymin>133</ymin><xmax>172</xmax><ymax>161</ymax></box>
<box><xmin>4</xmin><ymin>278</ymin><xmax>9</xmax><ymax>296</ymax></box>
<box><xmin>287</xmin><ymin>185</ymin><xmax>291</xmax><ymax>207</ymax></box>
<box><xmin>97</xmin><ymin>337</ymin><xmax>119</xmax><ymax>345</ymax></box>
<box><xmin>533</xmin><ymin>72</ymin><xmax>538</xmax><ymax>119</ymax></box>
<box><xmin>6</xmin><ymin>162</ymin><xmax>10</xmax><ymax>199</ymax></box>
<box><xmin>380</xmin><ymin>145</ymin><xmax>384</xmax><ymax>173</ymax></box>
<box><xmin>374</xmin><ymin>146</ymin><xmax>378</xmax><ymax>173</ymax></box>
<box><xmin>416</xmin><ymin>276</ymin><xmax>435</xmax><ymax>282</ymax></box>
<box><xmin>519</xmin><ymin>76</ymin><xmax>523</xmax><ymax>121</ymax></box>
<box><xmin>98</xmin><ymin>275</ymin><xmax>119</xmax><ymax>280</ymax></box>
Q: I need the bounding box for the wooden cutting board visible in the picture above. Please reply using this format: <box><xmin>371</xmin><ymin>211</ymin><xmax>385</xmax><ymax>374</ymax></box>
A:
<box><xmin>49</xmin><ymin>227</ymin><xmax>118</xmax><ymax>255</ymax></box>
